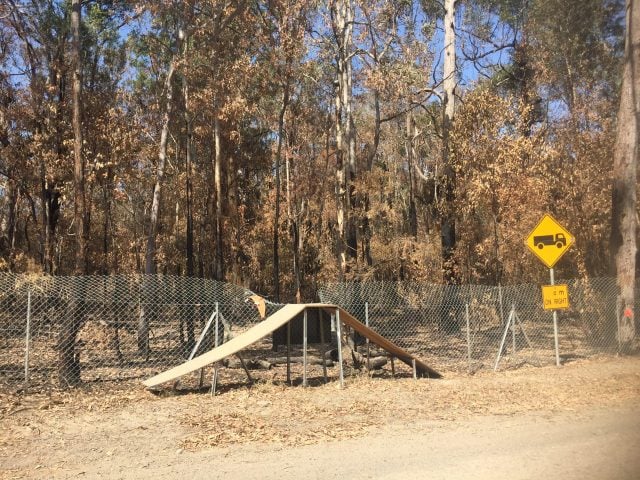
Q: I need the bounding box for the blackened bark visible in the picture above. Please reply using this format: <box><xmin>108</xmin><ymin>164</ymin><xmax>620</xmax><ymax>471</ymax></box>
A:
<box><xmin>611</xmin><ymin>0</ymin><xmax>638</xmax><ymax>351</ymax></box>
<box><xmin>58</xmin><ymin>0</ymin><xmax>84</xmax><ymax>388</ymax></box>
<box><xmin>273</xmin><ymin>88</ymin><xmax>289</xmax><ymax>302</ymax></box>
<box><xmin>140</xmin><ymin>50</ymin><xmax>177</xmax><ymax>357</ymax></box>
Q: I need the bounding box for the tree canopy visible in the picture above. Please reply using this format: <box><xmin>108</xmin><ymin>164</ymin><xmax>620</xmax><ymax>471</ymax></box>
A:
<box><xmin>0</xmin><ymin>0</ymin><xmax>634</xmax><ymax>300</ymax></box>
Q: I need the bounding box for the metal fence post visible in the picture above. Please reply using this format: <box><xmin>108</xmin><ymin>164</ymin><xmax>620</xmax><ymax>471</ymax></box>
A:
<box><xmin>190</xmin><ymin>309</ymin><xmax>217</xmax><ymax>361</ymax></box>
<box><xmin>24</xmin><ymin>290</ymin><xmax>32</xmax><ymax>385</ymax></box>
<box><xmin>511</xmin><ymin>302</ymin><xmax>517</xmax><ymax>356</ymax></box>
<box><xmin>498</xmin><ymin>283</ymin><xmax>505</xmax><ymax>325</ymax></box>
<box><xmin>303</xmin><ymin>309</ymin><xmax>308</xmax><ymax>387</ymax></box>
<box><xmin>335</xmin><ymin>308</ymin><xmax>344</xmax><ymax>388</ymax></box>
<box><xmin>214</xmin><ymin>301</ymin><xmax>219</xmax><ymax>348</ymax></box>
<box><xmin>615</xmin><ymin>295</ymin><xmax>622</xmax><ymax>353</ymax></box>
<box><xmin>365</xmin><ymin>302</ymin><xmax>370</xmax><ymax>371</ymax></box>
<box><xmin>211</xmin><ymin>301</ymin><xmax>220</xmax><ymax>396</ymax></box>
<box><xmin>465</xmin><ymin>303</ymin><xmax>471</xmax><ymax>373</ymax></box>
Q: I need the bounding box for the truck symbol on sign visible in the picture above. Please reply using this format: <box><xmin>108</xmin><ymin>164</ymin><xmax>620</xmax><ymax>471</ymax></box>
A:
<box><xmin>534</xmin><ymin>233</ymin><xmax>567</xmax><ymax>249</ymax></box>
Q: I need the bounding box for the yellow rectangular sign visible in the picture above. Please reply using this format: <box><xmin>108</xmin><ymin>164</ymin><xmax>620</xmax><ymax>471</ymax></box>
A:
<box><xmin>541</xmin><ymin>284</ymin><xmax>569</xmax><ymax>310</ymax></box>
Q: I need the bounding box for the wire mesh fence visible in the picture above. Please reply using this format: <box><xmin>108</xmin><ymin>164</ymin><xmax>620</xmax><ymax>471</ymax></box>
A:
<box><xmin>318</xmin><ymin>278</ymin><xmax>635</xmax><ymax>372</ymax></box>
<box><xmin>0</xmin><ymin>274</ymin><xmax>280</xmax><ymax>392</ymax></box>
<box><xmin>0</xmin><ymin>274</ymin><xmax>636</xmax><ymax>393</ymax></box>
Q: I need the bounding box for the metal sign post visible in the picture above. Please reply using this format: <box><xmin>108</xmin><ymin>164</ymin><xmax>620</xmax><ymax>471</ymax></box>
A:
<box><xmin>550</xmin><ymin>268</ymin><xmax>561</xmax><ymax>367</ymax></box>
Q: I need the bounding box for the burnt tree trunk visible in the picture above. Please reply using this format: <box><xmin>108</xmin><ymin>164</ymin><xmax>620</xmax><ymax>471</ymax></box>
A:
<box><xmin>139</xmin><ymin>46</ymin><xmax>178</xmax><ymax>357</ymax></box>
<box><xmin>273</xmin><ymin>88</ymin><xmax>289</xmax><ymax>302</ymax></box>
<box><xmin>213</xmin><ymin>114</ymin><xmax>225</xmax><ymax>281</ymax></box>
<box><xmin>58</xmin><ymin>0</ymin><xmax>84</xmax><ymax>387</ymax></box>
<box><xmin>611</xmin><ymin>0</ymin><xmax>638</xmax><ymax>351</ymax></box>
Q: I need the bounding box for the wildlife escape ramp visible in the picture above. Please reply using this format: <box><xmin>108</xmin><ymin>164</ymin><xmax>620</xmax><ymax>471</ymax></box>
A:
<box><xmin>142</xmin><ymin>303</ymin><xmax>442</xmax><ymax>389</ymax></box>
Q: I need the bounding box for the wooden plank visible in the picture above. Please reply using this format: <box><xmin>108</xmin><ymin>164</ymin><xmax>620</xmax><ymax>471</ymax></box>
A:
<box><xmin>142</xmin><ymin>304</ymin><xmax>307</xmax><ymax>387</ymax></box>
<box><xmin>142</xmin><ymin>303</ymin><xmax>441</xmax><ymax>389</ymax></box>
<box><xmin>326</xmin><ymin>307</ymin><xmax>442</xmax><ymax>379</ymax></box>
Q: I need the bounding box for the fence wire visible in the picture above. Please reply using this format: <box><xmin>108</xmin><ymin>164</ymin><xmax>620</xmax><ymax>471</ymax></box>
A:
<box><xmin>0</xmin><ymin>274</ymin><xmax>280</xmax><ymax>391</ymax></box>
<box><xmin>0</xmin><ymin>274</ymin><xmax>636</xmax><ymax>392</ymax></box>
<box><xmin>318</xmin><ymin>278</ymin><xmax>635</xmax><ymax>372</ymax></box>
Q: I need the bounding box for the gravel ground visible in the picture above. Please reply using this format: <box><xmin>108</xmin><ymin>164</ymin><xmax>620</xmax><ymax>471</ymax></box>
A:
<box><xmin>0</xmin><ymin>355</ymin><xmax>639</xmax><ymax>479</ymax></box>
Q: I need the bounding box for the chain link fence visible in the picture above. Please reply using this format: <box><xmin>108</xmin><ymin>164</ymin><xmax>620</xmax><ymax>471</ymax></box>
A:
<box><xmin>319</xmin><ymin>278</ymin><xmax>636</xmax><ymax>372</ymax></box>
<box><xmin>0</xmin><ymin>274</ymin><xmax>280</xmax><ymax>392</ymax></box>
<box><xmin>0</xmin><ymin>274</ymin><xmax>636</xmax><ymax>393</ymax></box>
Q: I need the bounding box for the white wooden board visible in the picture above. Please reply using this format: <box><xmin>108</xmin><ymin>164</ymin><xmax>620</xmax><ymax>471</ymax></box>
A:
<box><xmin>143</xmin><ymin>304</ymin><xmax>306</xmax><ymax>387</ymax></box>
<box><xmin>143</xmin><ymin>303</ymin><xmax>441</xmax><ymax>388</ymax></box>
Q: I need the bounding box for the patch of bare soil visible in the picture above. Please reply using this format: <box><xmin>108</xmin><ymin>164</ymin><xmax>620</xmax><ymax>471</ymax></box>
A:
<box><xmin>178</xmin><ymin>355</ymin><xmax>640</xmax><ymax>449</ymax></box>
<box><xmin>0</xmin><ymin>355</ymin><xmax>639</xmax><ymax>479</ymax></box>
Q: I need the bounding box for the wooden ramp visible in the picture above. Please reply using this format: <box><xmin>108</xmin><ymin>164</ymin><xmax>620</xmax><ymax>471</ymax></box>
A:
<box><xmin>143</xmin><ymin>303</ymin><xmax>441</xmax><ymax>388</ymax></box>
<box><xmin>330</xmin><ymin>307</ymin><xmax>442</xmax><ymax>378</ymax></box>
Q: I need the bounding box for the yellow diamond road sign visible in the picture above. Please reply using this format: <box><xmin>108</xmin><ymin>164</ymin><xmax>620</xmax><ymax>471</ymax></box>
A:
<box><xmin>525</xmin><ymin>214</ymin><xmax>575</xmax><ymax>268</ymax></box>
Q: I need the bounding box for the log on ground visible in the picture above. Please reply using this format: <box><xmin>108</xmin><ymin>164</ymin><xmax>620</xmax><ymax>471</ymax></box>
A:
<box><xmin>271</xmin><ymin>356</ymin><xmax>334</xmax><ymax>367</ymax></box>
<box><xmin>222</xmin><ymin>358</ymin><xmax>273</xmax><ymax>370</ymax></box>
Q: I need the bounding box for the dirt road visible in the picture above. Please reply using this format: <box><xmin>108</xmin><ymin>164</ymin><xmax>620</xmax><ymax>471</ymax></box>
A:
<box><xmin>1</xmin><ymin>356</ymin><xmax>639</xmax><ymax>479</ymax></box>
<box><xmin>174</xmin><ymin>405</ymin><xmax>640</xmax><ymax>480</ymax></box>
<box><xmin>6</xmin><ymin>404</ymin><xmax>639</xmax><ymax>480</ymax></box>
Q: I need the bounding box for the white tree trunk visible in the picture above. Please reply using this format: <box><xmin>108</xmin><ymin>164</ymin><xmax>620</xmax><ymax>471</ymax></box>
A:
<box><xmin>443</xmin><ymin>0</ymin><xmax>456</xmax><ymax>131</ymax></box>
<box><xmin>139</xmin><ymin>52</ymin><xmax>176</xmax><ymax>356</ymax></box>
<box><xmin>441</xmin><ymin>0</ymin><xmax>457</xmax><ymax>284</ymax></box>
<box><xmin>213</xmin><ymin>113</ymin><xmax>224</xmax><ymax>281</ymax></box>
<box><xmin>332</xmin><ymin>0</ymin><xmax>355</xmax><ymax>275</ymax></box>
<box><xmin>145</xmin><ymin>61</ymin><xmax>176</xmax><ymax>275</ymax></box>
